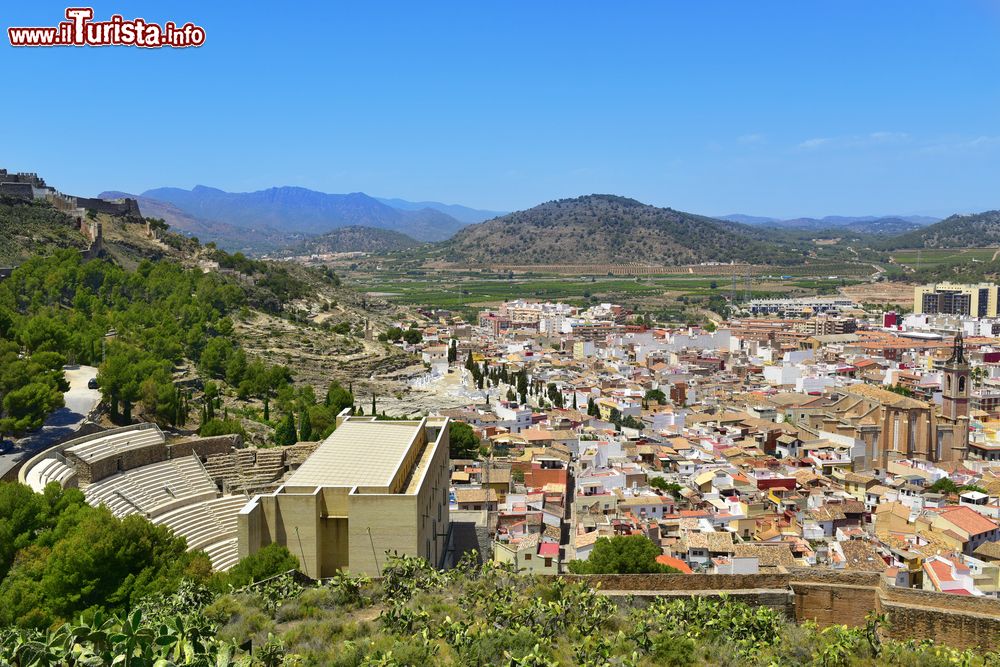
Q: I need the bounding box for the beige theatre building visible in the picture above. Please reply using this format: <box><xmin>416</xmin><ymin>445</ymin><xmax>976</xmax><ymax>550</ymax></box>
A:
<box><xmin>238</xmin><ymin>415</ymin><xmax>451</xmax><ymax>577</ymax></box>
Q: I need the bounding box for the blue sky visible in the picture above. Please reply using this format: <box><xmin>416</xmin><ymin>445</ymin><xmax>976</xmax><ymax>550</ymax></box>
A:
<box><xmin>3</xmin><ymin>1</ymin><xmax>1000</xmax><ymax>217</ymax></box>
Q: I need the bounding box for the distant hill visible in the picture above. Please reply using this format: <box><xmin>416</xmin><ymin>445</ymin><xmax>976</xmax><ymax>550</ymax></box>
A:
<box><xmin>141</xmin><ymin>186</ymin><xmax>467</xmax><ymax>242</ymax></box>
<box><xmin>280</xmin><ymin>225</ymin><xmax>420</xmax><ymax>255</ymax></box>
<box><xmin>881</xmin><ymin>210</ymin><xmax>1000</xmax><ymax>249</ymax></box>
<box><xmin>374</xmin><ymin>197</ymin><xmax>505</xmax><ymax>224</ymax></box>
<box><xmin>722</xmin><ymin>214</ymin><xmax>940</xmax><ymax>235</ymax></box>
<box><xmin>444</xmin><ymin>194</ymin><xmax>804</xmax><ymax>266</ymax></box>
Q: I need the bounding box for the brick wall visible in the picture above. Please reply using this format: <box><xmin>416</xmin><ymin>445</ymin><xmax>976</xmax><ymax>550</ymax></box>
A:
<box><xmin>879</xmin><ymin>584</ymin><xmax>1000</xmax><ymax>649</ymax></box>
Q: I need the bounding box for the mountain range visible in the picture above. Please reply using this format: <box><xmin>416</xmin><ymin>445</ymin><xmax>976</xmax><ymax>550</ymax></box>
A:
<box><xmin>97</xmin><ymin>184</ymin><xmax>997</xmax><ymax>263</ymax></box>
<box><xmin>140</xmin><ymin>186</ymin><xmax>470</xmax><ymax>241</ymax></box>
<box><xmin>721</xmin><ymin>213</ymin><xmax>940</xmax><ymax>235</ymax></box>
<box><xmin>99</xmin><ymin>186</ymin><xmax>505</xmax><ymax>251</ymax></box>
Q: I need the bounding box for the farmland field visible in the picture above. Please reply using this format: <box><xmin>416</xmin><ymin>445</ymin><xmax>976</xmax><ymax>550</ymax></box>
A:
<box><xmin>345</xmin><ymin>266</ymin><xmax>864</xmax><ymax>317</ymax></box>
<box><xmin>890</xmin><ymin>247</ymin><xmax>999</xmax><ymax>269</ymax></box>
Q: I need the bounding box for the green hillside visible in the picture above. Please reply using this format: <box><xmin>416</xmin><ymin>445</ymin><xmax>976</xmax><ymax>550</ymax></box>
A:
<box><xmin>880</xmin><ymin>210</ymin><xmax>1000</xmax><ymax>249</ymax></box>
<box><xmin>280</xmin><ymin>225</ymin><xmax>421</xmax><ymax>255</ymax></box>
<box><xmin>443</xmin><ymin>195</ymin><xmax>807</xmax><ymax>266</ymax></box>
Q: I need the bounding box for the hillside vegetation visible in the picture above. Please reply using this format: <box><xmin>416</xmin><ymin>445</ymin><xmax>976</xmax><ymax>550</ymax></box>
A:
<box><xmin>0</xmin><ymin>198</ymin><xmax>89</xmax><ymax>265</ymax></box>
<box><xmin>880</xmin><ymin>210</ymin><xmax>1000</xmax><ymax>249</ymax></box>
<box><xmin>2</xmin><ymin>550</ymin><xmax>996</xmax><ymax>666</ymax></box>
<box><xmin>444</xmin><ymin>195</ymin><xmax>807</xmax><ymax>266</ymax></box>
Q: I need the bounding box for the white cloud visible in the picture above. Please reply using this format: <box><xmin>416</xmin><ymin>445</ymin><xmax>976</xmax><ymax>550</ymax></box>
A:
<box><xmin>797</xmin><ymin>137</ymin><xmax>833</xmax><ymax>150</ymax></box>
<box><xmin>796</xmin><ymin>132</ymin><xmax>910</xmax><ymax>151</ymax></box>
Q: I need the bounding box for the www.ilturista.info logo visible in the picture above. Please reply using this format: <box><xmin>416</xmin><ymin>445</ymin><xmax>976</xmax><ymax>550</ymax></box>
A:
<box><xmin>8</xmin><ymin>8</ymin><xmax>205</xmax><ymax>48</ymax></box>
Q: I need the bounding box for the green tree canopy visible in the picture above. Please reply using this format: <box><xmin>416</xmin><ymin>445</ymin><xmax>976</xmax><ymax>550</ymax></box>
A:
<box><xmin>0</xmin><ymin>481</ymin><xmax>209</xmax><ymax>629</ymax></box>
<box><xmin>567</xmin><ymin>535</ymin><xmax>679</xmax><ymax>575</ymax></box>
<box><xmin>645</xmin><ymin>388</ymin><xmax>667</xmax><ymax>405</ymax></box>
<box><xmin>213</xmin><ymin>543</ymin><xmax>298</xmax><ymax>591</ymax></box>
<box><xmin>449</xmin><ymin>421</ymin><xmax>480</xmax><ymax>459</ymax></box>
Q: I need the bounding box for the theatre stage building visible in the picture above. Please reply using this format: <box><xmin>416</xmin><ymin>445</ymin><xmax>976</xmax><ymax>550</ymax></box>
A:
<box><xmin>238</xmin><ymin>415</ymin><xmax>451</xmax><ymax>577</ymax></box>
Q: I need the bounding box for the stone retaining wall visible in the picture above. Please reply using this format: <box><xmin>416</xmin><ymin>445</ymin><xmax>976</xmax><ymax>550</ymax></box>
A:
<box><xmin>556</xmin><ymin>569</ymin><xmax>1000</xmax><ymax>651</ymax></box>
<box><xmin>167</xmin><ymin>434</ymin><xmax>241</xmax><ymax>459</ymax></box>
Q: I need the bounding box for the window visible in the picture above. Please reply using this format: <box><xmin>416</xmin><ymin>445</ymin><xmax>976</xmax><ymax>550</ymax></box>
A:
<box><xmin>524</xmin><ymin>553</ymin><xmax>531</xmax><ymax>561</ymax></box>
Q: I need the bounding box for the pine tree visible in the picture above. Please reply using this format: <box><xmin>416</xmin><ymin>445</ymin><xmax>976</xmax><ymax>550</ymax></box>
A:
<box><xmin>371</xmin><ymin>394</ymin><xmax>376</xmax><ymax>415</ymax></box>
<box><xmin>263</xmin><ymin>396</ymin><xmax>270</xmax><ymax>422</ymax></box>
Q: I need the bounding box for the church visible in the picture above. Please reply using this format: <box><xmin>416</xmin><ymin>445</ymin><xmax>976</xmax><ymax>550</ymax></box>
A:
<box><xmin>801</xmin><ymin>334</ymin><xmax>970</xmax><ymax>470</ymax></box>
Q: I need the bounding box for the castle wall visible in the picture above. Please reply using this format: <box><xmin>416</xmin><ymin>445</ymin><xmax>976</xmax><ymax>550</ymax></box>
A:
<box><xmin>75</xmin><ymin>196</ymin><xmax>142</xmax><ymax>218</ymax></box>
<box><xmin>0</xmin><ymin>183</ymin><xmax>34</xmax><ymax>200</ymax></box>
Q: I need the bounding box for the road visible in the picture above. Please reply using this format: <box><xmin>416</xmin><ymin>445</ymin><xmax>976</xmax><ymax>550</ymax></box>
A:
<box><xmin>0</xmin><ymin>365</ymin><xmax>102</xmax><ymax>480</ymax></box>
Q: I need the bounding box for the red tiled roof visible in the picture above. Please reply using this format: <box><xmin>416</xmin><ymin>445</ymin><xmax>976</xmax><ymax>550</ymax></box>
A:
<box><xmin>538</xmin><ymin>542</ymin><xmax>560</xmax><ymax>558</ymax></box>
<box><xmin>656</xmin><ymin>554</ymin><xmax>693</xmax><ymax>573</ymax></box>
<box><xmin>938</xmin><ymin>506</ymin><xmax>998</xmax><ymax>537</ymax></box>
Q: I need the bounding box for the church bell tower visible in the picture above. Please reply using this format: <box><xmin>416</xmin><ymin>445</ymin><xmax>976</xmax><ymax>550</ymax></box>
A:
<box><xmin>941</xmin><ymin>332</ymin><xmax>969</xmax><ymax>420</ymax></box>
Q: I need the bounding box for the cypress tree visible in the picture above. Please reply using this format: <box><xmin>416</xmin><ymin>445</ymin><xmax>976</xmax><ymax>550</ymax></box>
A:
<box><xmin>275</xmin><ymin>412</ymin><xmax>297</xmax><ymax>446</ymax></box>
<box><xmin>299</xmin><ymin>408</ymin><xmax>312</xmax><ymax>441</ymax></box>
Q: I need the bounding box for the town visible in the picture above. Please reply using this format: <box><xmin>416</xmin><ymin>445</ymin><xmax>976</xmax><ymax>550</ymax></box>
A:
<box><xmin>412</xmin><ymin>286</ymin><xmax>1000</xmax><ymax>593</ymax></box>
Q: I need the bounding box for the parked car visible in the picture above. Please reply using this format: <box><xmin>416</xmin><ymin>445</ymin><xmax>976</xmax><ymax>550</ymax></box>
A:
<box><xmin>88</xmin><ymin>378</ymin><xmax>99</xmax><ymax>390</ymax></box>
